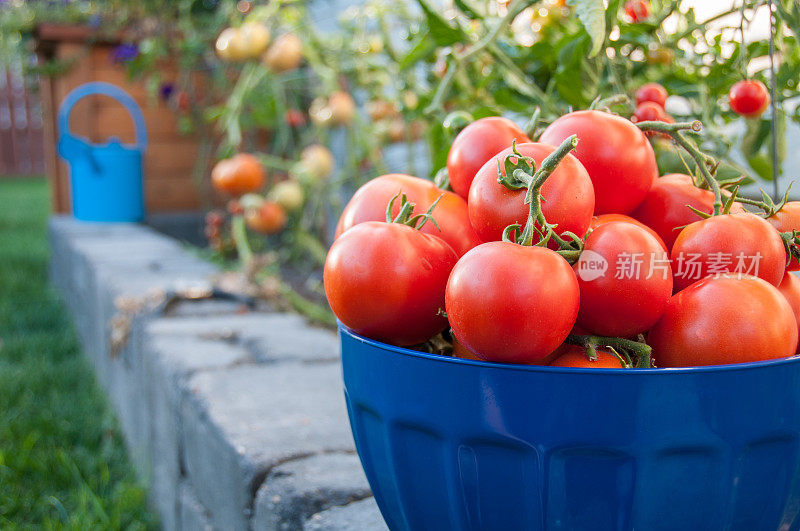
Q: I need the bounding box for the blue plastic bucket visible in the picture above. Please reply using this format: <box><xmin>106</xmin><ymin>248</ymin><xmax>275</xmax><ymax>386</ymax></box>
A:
<box><xmin>340</xmin><ymin>325</ymin><xmax>800</xmax><ymax>531</ymax></box>
<box><xmin>57</xmin><ymin>82</ymin><xmax>147</xmax><ymax>222</ymax></box>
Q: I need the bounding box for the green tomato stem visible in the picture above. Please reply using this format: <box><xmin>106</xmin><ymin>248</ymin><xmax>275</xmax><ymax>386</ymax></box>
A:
<box><xmin>514</xmin><ymin>135</ymin><xmax>580</xmax><ymax>249</ymax></box>
<box><xmin>636</xmin><ymin>120</ymin><xmax>723</xmax><ymax>215</ymax></box>
<box><xmin>424</xmin><ymin>0</ymin><xmax>536</xmax><ymax>115</ymax></box>
<box><xmin>524</xmin><ymin>107</ymin><xmax>541</xmax><ymax>139</ymax></box>
<box><xmin>566</xmin><ymin>334</ymin><xmax>653</xmax><ymax>369</ymax></box>
<box><xmin>231</xmin><ymin>214</ymin><xmax>253</xmax><ymax>267</ymax></box>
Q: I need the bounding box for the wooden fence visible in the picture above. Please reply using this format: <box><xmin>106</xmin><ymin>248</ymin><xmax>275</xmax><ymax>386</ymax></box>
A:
<box><xmin>0</xmin><ymin>58</ymin><xmax>45</xmax><ymax>176</ymax></box>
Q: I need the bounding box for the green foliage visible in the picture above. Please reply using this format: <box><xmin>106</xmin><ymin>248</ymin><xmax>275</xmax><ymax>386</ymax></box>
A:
<box><xmin>567</xmin><ymin>0</ymin><xmax>607</xmax><ymax>57</ymax></box>
<box><xmin>0</xmin><ymin>178</ymin><xmax>155</xmax><ymax>530</ymax></box>
<box><xmin>3</xmin><ymin>0</ymin><xmax>800</xmax><ymax>308</ymax></box>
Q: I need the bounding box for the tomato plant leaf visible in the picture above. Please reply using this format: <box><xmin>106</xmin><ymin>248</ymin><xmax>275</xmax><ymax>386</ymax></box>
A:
<box><xmin>414</xmin><ymin>0</ymin><xmax>466</xmax><ymax>46</ymax></box>
<box><xmin>400</xmin><ymin>30</ymin><xmax>436</xmax><ymax>69</ymax></box>
<box><xmin>776</xmin><ymin>0</ymin><xmax>800</xmax><ymax>42</ymax></box>
<box><xmin>741</xmin><ymin>118</ymin><xmax>770</xmax><ymax>158</ymax></box>
<box><xmin>427</xmin><ymin>120</ymin><xmax>449</xmax><ymax>174</ymax></box>
<box><xmin>566</xmin><ymin>0</ymin><xmax>606</xmax><ymax>57</ymax></box>
<box><xmin>453</xmin><ymin>0</ymin><xmax>483</xmax><ymax>20</ymax></box>
<box><xmin>554</xmin><ymin>35</ymin><xmax>601</xmax><ymax>107</ymax></box>
<box><xmin>748</xmin><ymin>153</ymin><xmax>774</xmax><ymax>181</ymax></box>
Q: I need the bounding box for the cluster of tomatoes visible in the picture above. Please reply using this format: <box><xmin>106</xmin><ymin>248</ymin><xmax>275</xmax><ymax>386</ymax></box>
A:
<box><xmin>208</xmin><ymin>146</ymin><xmax>334</xmax><ymax>240</ymax></box>
<box><xmin>324</xmin><ymin>97</ymin><xmax>800</xmax><ymax>369</ymax></box>
<box><xmin>216</xmin><ymin>20</ymin><xmax>303</xmax><ymax>73</ymax></box>
<box><xmin>632</xmin><ymin>83</ymin><xmax>673</xmax><ymax>131</ymax></box>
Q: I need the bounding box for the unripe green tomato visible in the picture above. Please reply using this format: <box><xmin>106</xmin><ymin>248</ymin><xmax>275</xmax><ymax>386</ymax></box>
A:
<box><xmin>647</xmin><ymin>47</ymin><xmax>675</xmax><ymax>65</ymax></box>
<box><xmin>240</xmin><ymin>192</ymin><xmax>265</xmax><ymax>211</ymax></box>
<box><xmin>239</xmin><ymin>21</ymin><xmax>270</xmax><ymax>58</ymax></box>
<box><xmin>216</xmin><ymin>28</ymin><xmax>249</xmax><ymax>62</ymax></box>
<box><xmin>269</xmin><ymin>180</ymin><xmax>305</xmax><ymax>211</ymax></box>
<box><xmin>263</xmin><ymin>33</ymin><xmax>303</xmax><ymax>72</ymax></box>
<box><xmin>309</xmin><ymin>97</ymin><xmax>333</xmax><ymax>127</ymax></box>
<box><xmin>299</xmin><ymin>144</ymin><xmax>335</xmax><ymax>180</ymax></box>
<box><xmin>328</xmin><ymin>91</ymin><xmax>356</xmax><ymax>126</ymax></box>
<box><xmin>367</xmin><ymin>100</ymin><xmax>399</xmax><ymax>122</ymax></box>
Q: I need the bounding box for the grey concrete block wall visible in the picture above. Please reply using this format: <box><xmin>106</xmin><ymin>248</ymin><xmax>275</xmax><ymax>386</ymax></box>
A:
<box><xmin>252</xmin><ymin>453</ymin><xmax>372</xmax><ymax>530</ymax></box>
<box><xmin>49</xmin><ymin>216</ymin><xmax>385</xmax><ymax>530</ymax></box>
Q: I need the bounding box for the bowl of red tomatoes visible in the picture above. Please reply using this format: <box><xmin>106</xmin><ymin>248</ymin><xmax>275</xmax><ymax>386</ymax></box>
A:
<box><xmin>326</xmin><ymin>100</ymin><xmax>800</xmax><ymax>530</ymax></box>
<box><xmin>341</xmin><ymin>326</ymin><xmax>800</xmax><ymax>531</ymax></box>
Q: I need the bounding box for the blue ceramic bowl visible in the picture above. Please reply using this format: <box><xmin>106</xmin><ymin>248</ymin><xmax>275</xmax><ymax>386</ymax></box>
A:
<box><xmin>340</xmin><ymin>325</ymin><xmax>800</xmax><ymax>531</ymax></box>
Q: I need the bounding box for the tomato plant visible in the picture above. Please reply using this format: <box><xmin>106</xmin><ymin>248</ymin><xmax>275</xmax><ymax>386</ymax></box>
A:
<box><xmin>648</xmin><ymin>275</ymin><xmax>798</xmax><ymax>367</ymax></box>
<box><xmin>539</xmin><ymin>110</ymin><xmax>657</xmax><ymax>214</ymax></box>
<box><xmin>11</xmin><ymin>0</ymin><xmax>800</xmax><ymax>336</ymax></box>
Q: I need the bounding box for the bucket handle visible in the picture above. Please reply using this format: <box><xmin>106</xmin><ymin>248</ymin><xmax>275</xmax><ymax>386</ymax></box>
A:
<box><xmin>58</xmin><ymin>81</ymin><xmax>147</xmax><ymax>152</ymax></box>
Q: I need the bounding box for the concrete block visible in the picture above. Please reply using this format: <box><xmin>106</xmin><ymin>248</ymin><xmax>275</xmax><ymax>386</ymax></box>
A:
<box><xmin>179</xmin><ymin>481</ymin><xmax>214</xmax><ymax>531</ymax></box>
<box><xmin>252</xmin><ymin>452</ymin><xmax>371</xmax><ymax>531</ymax></box>
<box><xmin>143</xmin><ymin>327</ymin><xmax>254</xmax><ymax>531</ymax></box>
<box><xmin>305</xmin><ymin>498</ymin><xmax>387</xmax><ymax>531</ymax></box>
<box><xmin>181</xmin><ymin>363</ymin><xmax>353</xmax><ymax>530</ymax></box>
<box><xmin>148</xmin><ymin>314</ymin><xmax>338</xmax><ymax>364</ymax></box>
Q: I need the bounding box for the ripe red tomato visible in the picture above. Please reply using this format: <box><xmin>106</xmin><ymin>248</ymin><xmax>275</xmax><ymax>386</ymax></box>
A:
<box><xmin>589</xmin><ymin>213</ymin><xmax>666</xmax><ymax>250</ymax></box>
<box><xmin>176</xmin><ymin>91</ymin><xmax>190</xmax><ymax>112</ymax></box>
<box><xmin>631</xmin><ymin>102</ymin><xmax>674</xmax><ymax>138</ymax></box>
<box><xmin>635</xmin><ymin>83</ymin><xmax>668</xmax><ymax>108</ymax></box>
<box><xmin>445</xmin><ymin>242</ymin><xmax>579</xmax><ymax>364</ymax></box>
<box><xmin>335</xmin><ymin>174</ymin><xmax>480</xmax><ymax>256</ymax></box>
<box><xmin>630</xmin><ymin>174</ymin><xmax>745</xmax><ymax>251</ymax></box>
<box><xmin>446</xmin><ymin>117</ymin><xmax>530</xmax><ymax>199</ymax></box>
<box><xmin>625</xmin><ymin>0</ymin><xmax>650</xmax><ymax>22</ymax></box>
<box><xmin>468</xmin><ymin>142</ymin><xmax>595</xmax><ymax>244</ymax></box>
<box><xmin>729</xmin><ymin>79</ymin><xmax>770</xmax><ymax>118</ymax></box>
<box><xmin>245</xmin><ymin>200</ymin><xmax>287</xmax><ymax>234</ymax></box>
<box><xmin>284</xmin><ymin>109</ymin><xmax>306</xmax><ymax>128</ymax></box>
<box><xmin>452</xmin><ymin>337</ymin><xmax>482</xmax><ymax>361</ymax></box>
<box><xmin>539</xmin><ymin>110</ymin><xmax>657</xmax><ymax>214</ymax></box>
<box><xmin>648</xmin><ymin>275</ymin><xmax>798</xmax><ymax>367</ymax></box>
<box><xmin>211</xmin><ymin>154</ymin><xmax>266</xmax><ymax>196</ymax></box>
<box><xmin>671</xmin><ymin>212</ymin><xmax>786</xmax><ymax>291</ymax></box>
<box><xmin>325</xmin><ymin>222</ymin><xmax>458</xmax><ymax>346</ymax></box>
<box><xmin>574</xmin><ymin>221</ymin><xmax>672</xmax><ymax>337</ymax></box>
<box><xmin>778</xmin><ymin>272</ymin><xmax>800</xmax><ymax>354</ymax></box>
<box><xmin>549</xmin><ymin>345</ymin><xmax>624</xmax><ymax>368</ymax></box>
<box><xmin>767</xmin><ymin>201</ymin><xmax>800</xmax><ymax>271</ymax></box>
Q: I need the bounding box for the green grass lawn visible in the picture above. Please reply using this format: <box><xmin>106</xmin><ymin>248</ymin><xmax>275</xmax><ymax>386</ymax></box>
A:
<box><xmin>0</xmin><ymin>178</ymin><xmax>155</xmax><ymax>529</ymax></box>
